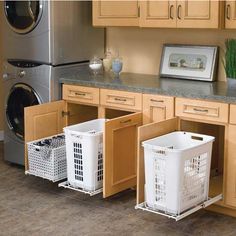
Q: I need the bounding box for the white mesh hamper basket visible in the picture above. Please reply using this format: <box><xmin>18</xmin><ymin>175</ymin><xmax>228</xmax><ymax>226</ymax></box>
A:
<box><xmin>142</xmin><ymin>131</ymin><xmax>215</xmax><ymax>216</ymax></box>
<box><xmin>27</xmin><ymin>134</ymin><xmax>67</xmax><ymax>182</ymax></box>
<box><xmin>64</xmin><ymin>119</ymin><xmax>106</xmax><ymax>191</ymax></box>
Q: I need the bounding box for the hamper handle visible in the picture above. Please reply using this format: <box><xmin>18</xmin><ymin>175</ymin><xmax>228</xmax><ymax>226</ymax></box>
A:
<box><xmin>191</xmin><ymin>135</ymin><xmax>203</xmax><ymax>141</ymax></box>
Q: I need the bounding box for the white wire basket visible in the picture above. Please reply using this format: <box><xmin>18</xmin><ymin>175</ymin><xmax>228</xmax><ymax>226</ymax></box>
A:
<box><xmin>27</xmin><ymin>134</ymin><xmax>67</xmax><ymax>182</ymax></box>
<box><xmin>142</xmin><ymin>131</ymin><xmax>215</xmax><ymax>216</ymax></box>
<box><xmin>63</xmin><ymin>119</ymin><xmax>106</xmax><ymax>192</ymax></box>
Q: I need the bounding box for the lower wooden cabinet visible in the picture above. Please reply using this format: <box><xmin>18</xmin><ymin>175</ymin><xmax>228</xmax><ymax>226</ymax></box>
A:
<box><xmin>226</xmin><ymin>125</ymin><xmax>236</xmax><ymax>208</ymax></box>
<box><xmin>142</xmin><ymin>94</ymin><xmax>174</xmax><ymax>124</ymax></box>
<box><xmin>24</xmin><ymin>100</ymin><xmax>142</xmax><ymax>198</ymax></box>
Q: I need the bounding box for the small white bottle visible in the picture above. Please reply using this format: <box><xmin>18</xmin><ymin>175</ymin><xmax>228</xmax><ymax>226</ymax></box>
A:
<box><xmin>103</xmin><ymin>49</ymin><xmax>112</xmax><ymax>72</ymax></box>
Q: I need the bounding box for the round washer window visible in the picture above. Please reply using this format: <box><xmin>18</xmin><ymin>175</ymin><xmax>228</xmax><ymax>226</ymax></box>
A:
<box><xmin>6</xmin><ymin>84</ymin><xmax>41</xmax><ymax>140</ymax></box>
<box><xmin>4</xmin><ymin>0</ymin><xmax>43</xmax><ymax>34</ymax></box>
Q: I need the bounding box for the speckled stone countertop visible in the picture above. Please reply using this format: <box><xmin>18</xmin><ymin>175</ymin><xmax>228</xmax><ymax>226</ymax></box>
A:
<box><xmin>60</xmin><ymin>68</ymin><xmax>236</xmax><ymax>104</ymax></box>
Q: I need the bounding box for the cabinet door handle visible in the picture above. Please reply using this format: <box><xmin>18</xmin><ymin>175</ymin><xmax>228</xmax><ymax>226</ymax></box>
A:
<box><xmin>150</xmin><ymin>99</ymin><xmax>164</xmax><ymax>103</ymax></box>
<box><xmin>177</xmin><ymin>5</ymin><xmax>182</xmax><ymax>20</ymax></box>
<box><xmin>170</xmin><ymin>5</ymin><xmax>174</xmax><ymax>19</ymax></box>
<box><xmin>114</xmin><ymin>97</ymin><xmax>127</xmax><ymax>102</ymax></box>
<box><xmin>75</xmin><ymin>92</ymin><xmax>86</xmax><ymax>96</ymax></box>
<box><xmin>226</xmin><ymin>4</ymin><xmax>231</xmax><ymax>20</ymax></box>
<box><xmin>193</xmin><ymin>108</ymin><xmax>209</xmax><ymax>113</ymax></box>
<box><xmin>120</xmin><ymin>119</ymin><xmax>132</xmax><ymax>124</ymax></box>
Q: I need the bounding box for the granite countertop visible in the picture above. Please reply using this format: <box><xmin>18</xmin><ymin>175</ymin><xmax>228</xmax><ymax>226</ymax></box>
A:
<box><xmin>59</xmin><ymin>67</ymin><xmax>236</xmax><ymax>104</ymax></box>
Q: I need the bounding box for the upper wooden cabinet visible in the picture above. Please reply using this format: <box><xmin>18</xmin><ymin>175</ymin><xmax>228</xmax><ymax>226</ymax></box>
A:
<box><xmin>225</xmin><ymin>1</ymin><xmax>236</xmax><ymax>28</ymax></box>
<box><xmin>93</xmin><ymin>0</ymin><xmax>223</xmax><ymax>28</ymax></box>
<box><xmin>139</xmin><ymin>0</ymin><xmax>176</xmax><ymax>28</ymax></box>
<box><xmin>176</xmin><ymin>0</ymin><xmax>221</xmax><ymax>28</ymax></box>
<box><xmin>93</xmin><ymin>0</ymin><xmax>140</xmax><ymax>26</ymax></box>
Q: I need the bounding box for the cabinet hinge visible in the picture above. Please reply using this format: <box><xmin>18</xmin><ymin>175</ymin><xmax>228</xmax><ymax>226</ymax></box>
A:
<box><xmin>62</xmin><ymin>111</ymin><xmax>70</xmax><ymax>117</ymax></box>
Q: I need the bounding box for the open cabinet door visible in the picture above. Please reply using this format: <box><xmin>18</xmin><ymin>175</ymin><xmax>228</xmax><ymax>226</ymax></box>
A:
<box><xmin>103</xmin><ymin>112</ymin><xmax>142</xmax><ymax>198</ymax></box>
<box><xmin>137</xmin><ymin>117</ymin><xmax>179</xmax><ymax>204</ymax></box>
<box><xmin>24</xmin><ymin>100</ymin><xmax>67</xmax><ymax>170</ymax></box>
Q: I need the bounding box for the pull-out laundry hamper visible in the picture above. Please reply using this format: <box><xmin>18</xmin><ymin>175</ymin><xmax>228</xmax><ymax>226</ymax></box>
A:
<box><xmin>142</xmin><ymin>131</ymin><xmax>215</xmax><ymax>215</ymax></box>
<box><xmin>27</xmin><ymin>134</ymin><xmax>67</xmax><ymax>182</ymax></box>
<box><xmin>64</xmin><ymin>119</ymin><xmax>106</xmax><ymax>191</ymax></box>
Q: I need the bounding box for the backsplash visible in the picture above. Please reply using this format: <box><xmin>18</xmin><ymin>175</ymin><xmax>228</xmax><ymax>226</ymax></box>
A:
<box><xmin>106</xmin><ymin>27</ymin><xmax>236</xmax><ymax>81</ymax></box>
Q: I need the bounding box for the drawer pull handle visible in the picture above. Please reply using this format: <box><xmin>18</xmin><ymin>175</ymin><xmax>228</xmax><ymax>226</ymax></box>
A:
<box><xmin>120</xmin><ymin>119</ymin><xmax>132</xmax><ymax>124</ymax></box>
<box><xmin>193</xmin><ymin>108</ymin><xmax>208</xmax><ymax>113</ymax></box>
<box><xmin>75</xmin><ymin>92</ymin><xmax>86</xmax><ymax>96</ymax></box>
<box><xmin>150</xmin><ymin>99</ymin><xmax>164</xmax><ymax>103</ymax></box>
<box><xmin>114</xmin><ymin>97</ymin><xmax>127</xmax><ymax>102</ymax></box>
<box><xmin>226</xmin><ymin>4</ymin><xmax>231</xmax><ymax>20</ymax></box>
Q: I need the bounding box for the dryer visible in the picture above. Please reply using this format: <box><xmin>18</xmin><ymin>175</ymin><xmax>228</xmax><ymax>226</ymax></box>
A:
<box><xmin>3</xmin><ymin>60</ymin><xmax>88</xmax><ymax>165</ymax></box>
<box><xmin>2</xmin><ymin>0</ymin><xmax>104</xmax><ymax>65</ymax></box>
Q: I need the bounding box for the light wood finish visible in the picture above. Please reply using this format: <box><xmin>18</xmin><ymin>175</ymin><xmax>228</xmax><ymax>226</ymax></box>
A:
<box><xmin>207</xmin><ymin>204</ymin><xmax>236</xmax><ymax>217</ymax></box>
<box><xmin>63</xmin><ymin>84</ymin><xmax>99</xmax><ymax>106</ymax></box>
<box><xmin>100</xmin><ymin>89</ymin><xmax>142</xmax><ymax>111</ymax></box>
<box><xmin>67</xmin><ymin>104</ymin><xmax>98</xmax><ymax>126</ymax></box>
<box><xmin>175</xmin><ymin>98</ymin><xmax>229</xmax><ymax>123</ymax></box>
<box><xmin>24</xmin><ymin>101</ymin><xmax>66</xmax><ymax>170</ymax></box>
<box><xmin>139</xmin><ymin>1</ymin><xmax>176</xmax><ymax>28</ymax></box>
<box><xmin>176</xmin><ymin>0</ymin><xmax>221</xmax><ymax>28</ymax></box>
<box><xmin>230</xmin><ymin>104</ymin><xmax>236</xmax><ymax>124</ymax></box>
<box><xmin>142</xmin><ymin>94</ymin><xmax>174</xmax><ymax>124</ymax></box>
<box><xmin>225</xmin><ymin>1</ymin><xmax>236</xmax><ymax>28</ymax></box>
<box><xmin>104</xmin><ymin>112</ymin><xmax>142</xmax><ymax>197</ymax></box>
<box><xmin>225</xmin><ymin>125</ymin><xmax>236</xmax><ymax>208</ymax></box>
<box><xmin>137</xmin><ymin>117</ymin><xmax>178</xmax><ymax>204</ymax></box>
<box><xmin>93</xmin><ymin>0</ymin><xmax>139</xmax><ymax>26</ymax></box>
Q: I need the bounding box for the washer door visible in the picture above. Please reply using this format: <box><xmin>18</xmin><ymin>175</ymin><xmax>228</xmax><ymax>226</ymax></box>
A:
<box><xmin>4</xmin><ymin>0</ymin><xmax>43</xmax><ymax>34</ymax></box>
<box><xmin>6</xmin><ymin>83</ymin><xmax>41</xmax><ymax>140</ymax></box>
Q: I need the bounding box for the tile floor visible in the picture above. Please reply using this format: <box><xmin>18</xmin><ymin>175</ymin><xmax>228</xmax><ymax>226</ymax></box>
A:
<box><xmin>0</xmin><ymin>142</ymin><xmax>236</xmax><ymax>236</ymax></box>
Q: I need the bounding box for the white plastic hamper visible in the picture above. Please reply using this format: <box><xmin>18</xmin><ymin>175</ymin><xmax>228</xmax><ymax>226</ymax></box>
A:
<box><xmin>27</xmin><ymin>134</ymin><xmax>67</xmax><ymax>182</ymax></box>
<box><xmin>142</xmin><ymin>131</ymin><xmax>215</xmax><ymax>215</ymax></box>
<box><xmin>64</xmin><ymin>119</ymin><xmax>106</xmax><ymax>191</ymax></box>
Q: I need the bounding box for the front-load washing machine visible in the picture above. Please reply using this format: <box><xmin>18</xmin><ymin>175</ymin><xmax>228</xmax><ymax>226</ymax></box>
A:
<box><xmin>3</xmin><ymin>60</ymin><xmax>88</xmax><ymax>165</ymax></box>
<box><xmin>2</xmin><ymin>0</ymin><xmax>104</xmax><ymax>65</ymax></box>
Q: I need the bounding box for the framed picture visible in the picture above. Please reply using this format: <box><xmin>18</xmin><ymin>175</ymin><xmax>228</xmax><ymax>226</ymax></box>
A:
<box><xmin>160</xmin><ymin>44</ymin><xmax>219</xmax><ymax>81</ymax></box>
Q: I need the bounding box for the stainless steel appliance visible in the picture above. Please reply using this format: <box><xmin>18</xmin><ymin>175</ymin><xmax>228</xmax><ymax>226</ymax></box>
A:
<box><xmin>2</xmin><ymin>1</ymin><xmax>104</xmax><ymax>64</ymax></box>
<box><xmin>3</xmin><ymin>60</ymin><xmax>88</xmax><ymax>165</ymax></box>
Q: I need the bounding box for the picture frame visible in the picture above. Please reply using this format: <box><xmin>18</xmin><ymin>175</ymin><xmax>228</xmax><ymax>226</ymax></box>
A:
<box><xmin>159</xmin><ymin>44</ymin><xmax>219</xmax><ymax>81</ymax></box>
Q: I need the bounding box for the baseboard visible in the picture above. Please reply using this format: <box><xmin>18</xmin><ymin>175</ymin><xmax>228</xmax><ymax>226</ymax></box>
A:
<box><xmin>0</xmin><ymin>131</ymin><xmax>4</xmax><ymax>141</ymax></box>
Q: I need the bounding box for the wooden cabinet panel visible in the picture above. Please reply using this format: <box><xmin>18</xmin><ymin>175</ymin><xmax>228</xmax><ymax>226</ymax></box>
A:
<box><xmin>63</xmin><ymin>84</ymin><xmax>99</xmax><ymax>106</ymax></box>
<box><xmin>104</xmin><ymin>112</ymin><xmax>142</xmax><ymax>197</ymax></box>
<box><xmin>139</xmin><ymin>0</ymin><xmax>176</xmax><ymax>28</ymax></box>
<box><xmin>230</xmin><ymin>104</ymin><xmax>236</xmax><ymax>124</ymax></box>
<box><xmin>142</xmin><ymin>94</ymin><xmax>174</xmax><ymax>124</ymax></box>
<box><xmin>225</xmin><ymin>1</ymin><xmax>236</xmax><ymax>28</ymax></box>
<box><xmin>100</xmin><ymin>89</ymin><xmax>142</xmax><ymax>111</ymax></box>
<box><xmin>93</xmin><ymin>0</ymin><xmax>139</xmax><ymax>26</ymax></box>
<box><xmin>24</xmin><ymin>100</ymin><xmax>66</xmax><ymax>170</ymax></box>
<box><xmin>175</xmin><ymin>98</ymin><xmax>229</xmax><ymax>123</ymax></box>
<box><xmin>177</xmin><ymin>0</ymin><xmax>220</xmax><ymax>28</ymax></box>
<box><xmin>226</xmin><ymin>125</ymin><xmax>236</xmax><ymax>208</ymax></box>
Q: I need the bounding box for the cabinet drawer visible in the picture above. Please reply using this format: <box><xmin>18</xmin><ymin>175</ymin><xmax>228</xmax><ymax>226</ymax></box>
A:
<box><xmin>100</xmin><ymin>89</ymin><xmax>142</xmax><ymax>111</ymax></box>
<box><xmin>230</xmin><ymin>105</ymin><xmax>236</xmax><ymax>124</ymax></box>
<box><xmin>142</xmin><ymin>94</ymin><xmax>174</xmax><ymax>124</ymax></box>
<box><xmin>175</xmin><ymin>98</ymin><xmax>229</xmax><ymax>123</ymax></box>
<box><xmin>63</xmin><ymin>85</ymin><xmax>99</xmax><ymax>105</ymax></box>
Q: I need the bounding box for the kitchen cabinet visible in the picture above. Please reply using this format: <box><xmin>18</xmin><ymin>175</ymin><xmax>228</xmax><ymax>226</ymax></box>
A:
<box><xmin>225</xmin><ymin>1</ymin><xmax>236</xmax><ymax>28</ymax></box>
<box><xmin>139</xmin><ymin>0</ymin><xmax>176</xmax><ymax>28</ymax></box>
<box><xmin>226</xmin><ymin>125</ymin><xmax>236</xmax><ymax>208</ymax></box>
<box><xmin>93</xmin><ymin>0</ymin><xmax>222</xmax><ymax>28</ymax></box>
<box><xmin>92</xmin><ymin>0</ymin><xmax>140</xmax><ymax>26</ymax></box>
<box><xmin>24</xmin><ymin>86</ymin><xmax>142</xmax><ymax>198</ymax></box>
<box><xmin>142</xmin><ymin>94</ymin><xmax>174</xmax><ymax>124</ymax></box>
<box><xmin>176</xmin><ymin>0</ymin><xmax>221</xmax><ymax>29</ymax></box>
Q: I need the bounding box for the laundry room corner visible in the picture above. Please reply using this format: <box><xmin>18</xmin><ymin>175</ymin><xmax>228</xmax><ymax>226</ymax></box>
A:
<box><xmin>0</xmin><ymin>1</ymin><xmax>3</xmax><ymax>141</ymax></box>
